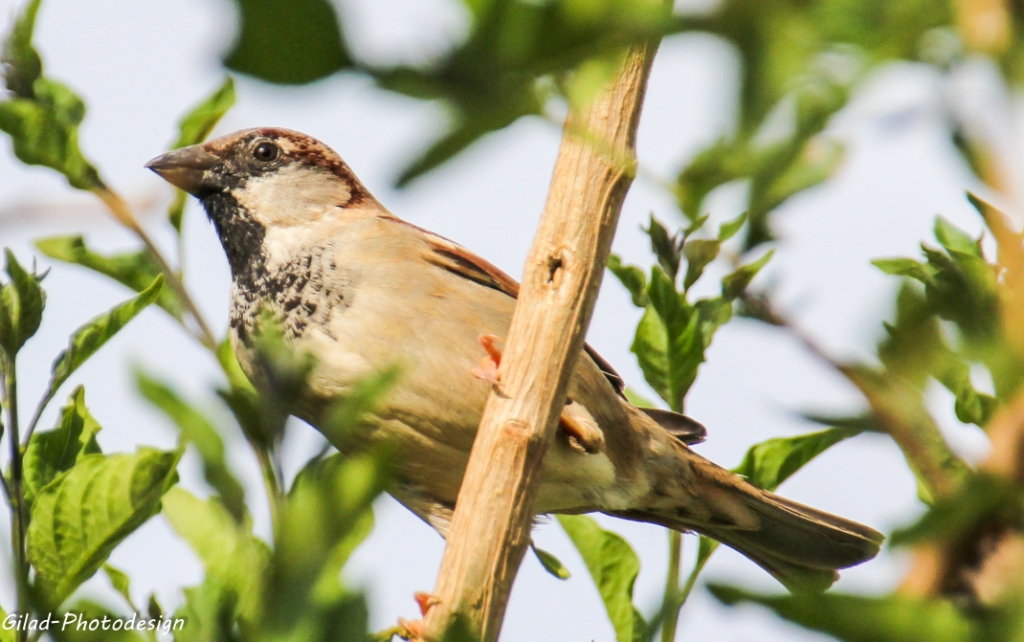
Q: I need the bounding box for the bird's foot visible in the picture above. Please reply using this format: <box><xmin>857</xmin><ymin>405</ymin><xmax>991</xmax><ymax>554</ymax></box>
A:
<box><xmin>471</xmin><ymin>334</ymin><xmax>503</xmax><ymax>386</ymax></box>
<box><xmin>560</xmin><ymin>400</ymin><xmax>605</xmax><ymax>454</ymax></box>
<box><xmin>395</xmin><ymin>592</ymin><xmax>440</xmax><ymax>641</ymax></box>
<box><xmin>415</xmin><ymin>591</ymin><xmax>441</xmax><ymax>616</ymax></box>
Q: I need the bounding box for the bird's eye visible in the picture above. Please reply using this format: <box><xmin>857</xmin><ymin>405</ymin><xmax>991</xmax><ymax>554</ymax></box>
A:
<box><xmin>253</xmin><ymin>142</ymin><xmax>279</xmax><ymax>162</ymax></box>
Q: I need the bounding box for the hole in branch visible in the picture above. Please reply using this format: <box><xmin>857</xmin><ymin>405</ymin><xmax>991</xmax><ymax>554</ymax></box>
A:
<box><xmin>546</xmin><ymin>254</ymin><xmax>564</xmax><ymax>285</ymax></box>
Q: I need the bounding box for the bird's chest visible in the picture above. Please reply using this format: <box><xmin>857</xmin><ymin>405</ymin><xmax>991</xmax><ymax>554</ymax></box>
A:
<box><xmin>229</xmin><ymin>245</ymin><xmax>351</xmax><ymax>345</ymax></box>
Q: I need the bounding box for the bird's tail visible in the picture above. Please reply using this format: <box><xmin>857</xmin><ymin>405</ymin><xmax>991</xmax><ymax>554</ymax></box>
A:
<box><xmin>609</xmin><ymin>456</ymin><xmax>884</xmax><ymax>591</ymax></box>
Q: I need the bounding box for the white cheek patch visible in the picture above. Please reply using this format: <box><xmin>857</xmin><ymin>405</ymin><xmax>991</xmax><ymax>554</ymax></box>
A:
<box><xmin>232</xmin><ymin>164</ymin><xmax>353</xmax><ymax>228</ymax></box>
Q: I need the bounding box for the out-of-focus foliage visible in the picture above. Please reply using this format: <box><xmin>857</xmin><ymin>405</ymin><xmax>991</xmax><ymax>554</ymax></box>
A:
<box><xmin>207</xmin><ymin>0</ymin><xmax>965</xmax><ymax>249</ymax></box>
<box><xmin>35</xmin><ymin>236</ymin><xmax>185</xmax><ymax>320</ymax></box>
<box><xmin>709</xmin><ymin>584</ymin><xmax>977</xmax><ymax>642</ymax></box>
<box><xmin>0</xmin><ymin>0</ymin><xmax>103</xmax><ymax>191</ymax></box>
<box><xmin>608</xmin><ymin>213</ymin><xmax>768</xmax><ymax>413</ymax></box>
<box><xmin>27</xmin><ymin>447</ymin><xmax>182</xmax><ymax>607</ymax></box>
<box><xmin>705</xmin><ymin>196</ymin><xmax>1024</xmax><ymax>641</ymax></box>
<box><xmin>166</xmin><ymin>78</ymin><xmax>236</xmax><ymax>232</ymax></box>
<box><xmin>220</xmin><ymin>0</ymin><xmax>679</xmax><ymax>184</ymax></box>
<box><xmin>225</xmin><ymin>0</ymin><xmax>351</xmax><ymax>85</ymax></box>
<box><xmin>558</xmin><ymin>515</ymin><xmax>646</xmax><ymax>642</ymax></box>
<box><xmin>7</xmin><ymin>0</ymin><xmax>1024</xmax><ymax>640</ymax></box>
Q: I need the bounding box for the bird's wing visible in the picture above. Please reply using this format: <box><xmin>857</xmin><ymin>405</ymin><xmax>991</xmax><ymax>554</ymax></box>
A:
<box><xmin>384</xmin><ymin>215</ymin><xmax>628</xmax><ymax>393</ymax></box>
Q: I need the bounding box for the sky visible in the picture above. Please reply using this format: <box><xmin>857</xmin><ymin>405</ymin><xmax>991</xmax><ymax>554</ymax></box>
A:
<box><xmin>0</xmin><ymin>1</ymin><xmax>1009</xmax><ymax>640</ymax></box>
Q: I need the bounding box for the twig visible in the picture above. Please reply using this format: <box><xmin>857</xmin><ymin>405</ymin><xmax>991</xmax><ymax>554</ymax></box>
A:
<box><xmin>421</xmin><ymin>36</ymin><xmax>660</xmax><ymax>642</ymax></box>
<box><xmin>3</xmin><ymin>358</ymin><xmax>28</xmax><ymax>641</ymax></box>
<box><xmin>740</xmin><ymin>291</ymin><xmax>969</xmax><ymax>500</ymax></box>
<box><xmin>255</xmin><ymin>446</ymin><xmax>284</xmax><ymax>538</ymax></box>
<box><xmin>94</xmin><ymin>188</ymin><xmax>219</xmax><ymax>352</ymax></box>
<box><xmin>660</xmin><ymin>530</ymin><xmax>683</xmax><ymax>642</ymax></box>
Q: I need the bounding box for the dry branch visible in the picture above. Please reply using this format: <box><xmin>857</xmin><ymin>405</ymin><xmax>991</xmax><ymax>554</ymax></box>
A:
<box><xmin>419</xmin><ymin>42</ymin><xmax>659</xmax><ymax>642</ymax></box>
<box><xmin>900</xmin><ymin>390</ymin><xmax>1024</xmax><ymax>600</ymax></box>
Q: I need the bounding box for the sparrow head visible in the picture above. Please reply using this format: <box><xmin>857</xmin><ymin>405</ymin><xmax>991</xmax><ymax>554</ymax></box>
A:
<box><xmin>146</xmin><ymin>127</ymin><xmax>376</xmax><ymax>227</ymax></box>
<box><xmin>147</xmin><ymin>128</ymin><xmax>377</xmax><ymax>278</ymax></box>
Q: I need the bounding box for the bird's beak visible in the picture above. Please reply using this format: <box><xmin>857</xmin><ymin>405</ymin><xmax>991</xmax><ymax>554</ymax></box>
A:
<box><xmin>145</xmin><ymin>144</ymin><xmax>224</xmax><ymax>196</ymax></box>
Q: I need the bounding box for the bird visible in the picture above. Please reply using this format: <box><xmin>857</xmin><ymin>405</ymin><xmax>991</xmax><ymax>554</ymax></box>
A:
<box><xmin>146</xmin><ymin>127</ymin><xmax>883</xmax><ymax>592</ymax></box>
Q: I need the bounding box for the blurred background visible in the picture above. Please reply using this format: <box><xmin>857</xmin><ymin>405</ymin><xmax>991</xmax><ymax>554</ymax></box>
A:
<box><xmin>0</xmin><ymin>0</ymin><xmax>1016</xmax><ymax>639</ymax></box>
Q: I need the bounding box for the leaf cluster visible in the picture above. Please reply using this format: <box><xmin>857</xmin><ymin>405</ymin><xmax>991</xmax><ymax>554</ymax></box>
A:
<box><xmin>608</xmin><ymin>212</ymin><xmax>767</xmax><ymax>413</ymax></box>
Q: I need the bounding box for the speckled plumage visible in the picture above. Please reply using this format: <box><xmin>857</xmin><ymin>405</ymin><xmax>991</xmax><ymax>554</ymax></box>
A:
<box><xmin>146</xmin><ymin>128</ymin><xmax>884</xmax><ymax>591</ymax></box>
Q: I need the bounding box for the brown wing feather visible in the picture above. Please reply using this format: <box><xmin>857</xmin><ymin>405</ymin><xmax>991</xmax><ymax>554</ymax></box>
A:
<box><xmin>384</xmin><ymin>215</ymin><xmax>627</xmax><ymax>395</ymax></box>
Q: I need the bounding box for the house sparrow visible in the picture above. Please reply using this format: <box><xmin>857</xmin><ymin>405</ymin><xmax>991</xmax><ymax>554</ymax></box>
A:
<box><xmin>146</xmin><ymin>127</ymin><xmax>883</xmax><ymax>590</ymax></box>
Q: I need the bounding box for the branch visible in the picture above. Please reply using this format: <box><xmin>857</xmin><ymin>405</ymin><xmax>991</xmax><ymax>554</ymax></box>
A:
<box><xmin>420</xmin><ymin>44</ymin><xmax>659</xmax><ymax>642</ymax></box>
<box><xmin>901</xmin><ymin>389</ymin><xmax>1024</xmax><ymax>600</ymax></box>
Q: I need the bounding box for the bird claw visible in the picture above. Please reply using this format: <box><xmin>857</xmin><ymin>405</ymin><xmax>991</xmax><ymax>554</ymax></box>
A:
<box><xmin>414</xmin><ymin>591</ymin><xmax>441</xmax><ymax>616</ymax></box>
<box><xmin>396</xmin><ymin>618</ymin><xmax>425</xmax><ymax>641</ymax></box>
<box><xmin>471</xmin><ymin>334</ymin><xmax>503</xmax><ymax>387</ymax></box>
<box><xmin>395</xmin><ymin>593</ymin><xmax>440</xmax><ymax>641</ymax></box>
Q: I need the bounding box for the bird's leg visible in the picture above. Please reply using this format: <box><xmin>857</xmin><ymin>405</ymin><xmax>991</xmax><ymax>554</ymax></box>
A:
<box><xmin>415</xmin><ymin>591</ymin><xmax>441</xmax><ymax>616</ymax></box>
<box><xmin>560</xmin><ymin>400</ymin><xmax>605</xmax><ymax>454</ymax></box>
<box><xmin>396</xmin><ymin>592</ymin><xmax>441</xmax><ymax>640</ymax></box>
<box><xmin>471</xmin><ymin>334</ymin><xmax>503</xmax><ymax>385</ymax></box>
<box><xmin>471</xmin><ymin>334</ymin><xmax>603</xmax><ymax>452</ymax></box>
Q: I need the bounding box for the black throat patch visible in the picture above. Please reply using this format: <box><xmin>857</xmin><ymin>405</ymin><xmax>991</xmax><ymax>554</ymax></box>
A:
<box><xmin>201</xmin><ymin>190</ymin><xmax>268</xmax><ymax>282</ymax></box>
<box><xmin>199</xmin><ymin>191</ymin><xmax>348</xmax><ymax>345</ymax></box>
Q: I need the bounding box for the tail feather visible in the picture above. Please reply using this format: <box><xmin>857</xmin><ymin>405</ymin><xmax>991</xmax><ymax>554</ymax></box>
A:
<box><xmin>693</xmin><ymin>490</ymin><xmax>884</xmax><ymax>591</ymax></box>
<box><xmin>608</xmin><ymin>465</ymin><xmax>884</xmax><ymax>592</ymax></box>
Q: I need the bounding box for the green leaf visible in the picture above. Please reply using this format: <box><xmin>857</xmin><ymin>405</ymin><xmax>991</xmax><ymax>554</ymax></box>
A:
<box><xmin>170</xmin><ymin>579</ymin><xmax>239</xmax><ymax>642</ymax></box>
<box><xmin>799</xmin><ymin>412</ymin><xmax>880</xmax><ymax>433</ymax></box>
<box><xmin>0</xmin><ymin>13</ymin><xmax>104</xmax><ymax>193</ymax></box>
<box><xmin>676</xmin><ymin>137</ymin><xmax>751</xmax><ymax>220</ymax></box>
<box><xmin>1</xmin><ymin>0</ymin><xmax>42</xmax><ymax>97</ymax></box>
<box><xmin>36</xmin><ymin>235</ymin><xmax>184</xmax><ymax>320</ymax></box>
<box><xmin>934</xmin><ymin>216</ymin><xmax>982</xmax><ymax>258</ymax></box>
<box><xmin>147</xmin><ymin>593</ymin><xmax>163</xmax><ymax>620</ymax></box>
<box><xmin>27</xmin><ymin>447</ymin><xmax>181</xmax><ymax>607</ymax></box>
<box><xmin>623</xmin><ymin>387</ymin><xmax>655</xmax><ymax>409</ymax></box>
<box><xmin>137</xmin><ymin>371</ymin><xmax>246</xmax><ymax>522</ymax></box>
<box><xmin>878</xmin><ymin>282</ymin><xmax>946</xmax><ymax>388</ymax></box>
<box><xmin>162</xmin><ymin>487</ymin><xmax>269</xmax><ymax>624</ymax></box>
<box><xmin>395</xmin><ymin>113</ymin><xmax>533</xmax><ymax>188</ymax></box>
<box><xmin>318</xmin><ymin>367</ymin><xmax>401</xmax><ymax>452</ymax></box>
<box><xmin>558</xmin><ymin>515</ymin><xmax>646</xmax><ymax>642</ymax></box>
<box><xmin>682</xmin><ymin>238</ymin><xmax>720</xmax><ymax>290</ymax></box>
<box><xmin>631</xmin><ymin>268</ymin><xmax>731</xmax><ymax>412</ymax></box>
<box><xmin>224</xmin><ymin>0</ymin><xmax>350</xmax><ymax>85</ymax></box>
<box><xmin>216</xmin><ymin>337</ymin><xmax>255</xmax><ymax>393</ymax></box>
<box><xmin>102</xmin><ymin>563</ymin><xmax>136</xmax><ymax>613</ymax></box>
<box><xmin>762</xmin><ymin>139</ymin><xmax>845</xmax><ymax>211</ymax></box>
<box><xmin>172</xmin><ymin>77</ymin><xmax>236</xmax><ymax>150</ymax></box>
<box><xmin>732</xmin><ymin>426</ymin><xmax>864</xmax><ymax>492</ymax></box>
<box><xmin>0</xmin><ymin>605</ymin><xmax>12</xmax><ymax>642</ymax></box>
<box><xmin>0</xmin><ymin>249</ymin><xmax>46</xmax><ymax>355</ymax></box>
<box><xmin>168</xmin><ymin>78</ymin><xmax>236</xmax><ymax>232</ymax></box>
<box><xmin>871</xmin><ymin>258</ymin><xmax>935</xmax><ymax>283</ymax></box>
<box><xmin>23</xmin><ymin>386</ymin><xmax>102</xmax><ymax>507</ymax></box>
<box><xmin>708</xmin><ymin>585</ymin><xmax>975</xmax><ymax>642</ymax></box>
<box><xmin>630</xmin><ymin>282</ymin><xmax>697</xmax><ymax>411</ymax></box>
<box><xmin>933</xmin><ymin>355</ymin><xmax>998</xmax><ymax>427</ymax></box>
<box><xmin>608</xmin><ymin>255</ymin><xmax>649</xmax><ymax>308</ymax></box>
<box><xmin>645</xmin><ymin>215</ymin><xmax>682</xmax><ymax>281</ymax></box>
<box><xmin>718</xmin><ymin>212</ymin><xmax>747</xmax><ymax>242</ymax></box>
<box><xmin>42</xmin><ymin>276</ymin><xmax>162</xmax><ymax>405</ymax></box>
<box><xmin>531</xmin><ymin>544</ymin><xmax>570</xmax><ymax>580</ymax></box>
<box><xmin>918</xmin><ymin>243</ymin><xmax>999</xmax><ymax>343</ymax></box>
<box><xmin>386</xmin><ymin>0</ymin><xmax>676</xmax><ymax>185</ymax></box>
<box><xmin>264</xmin><ymin>452</ymin><xmax>388</xmax><ymax>633</ymax></box>
<box><xmin>721</xmin><ymin>249</ymin><xmax>773</xmax><ymax>300</ymax></box>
